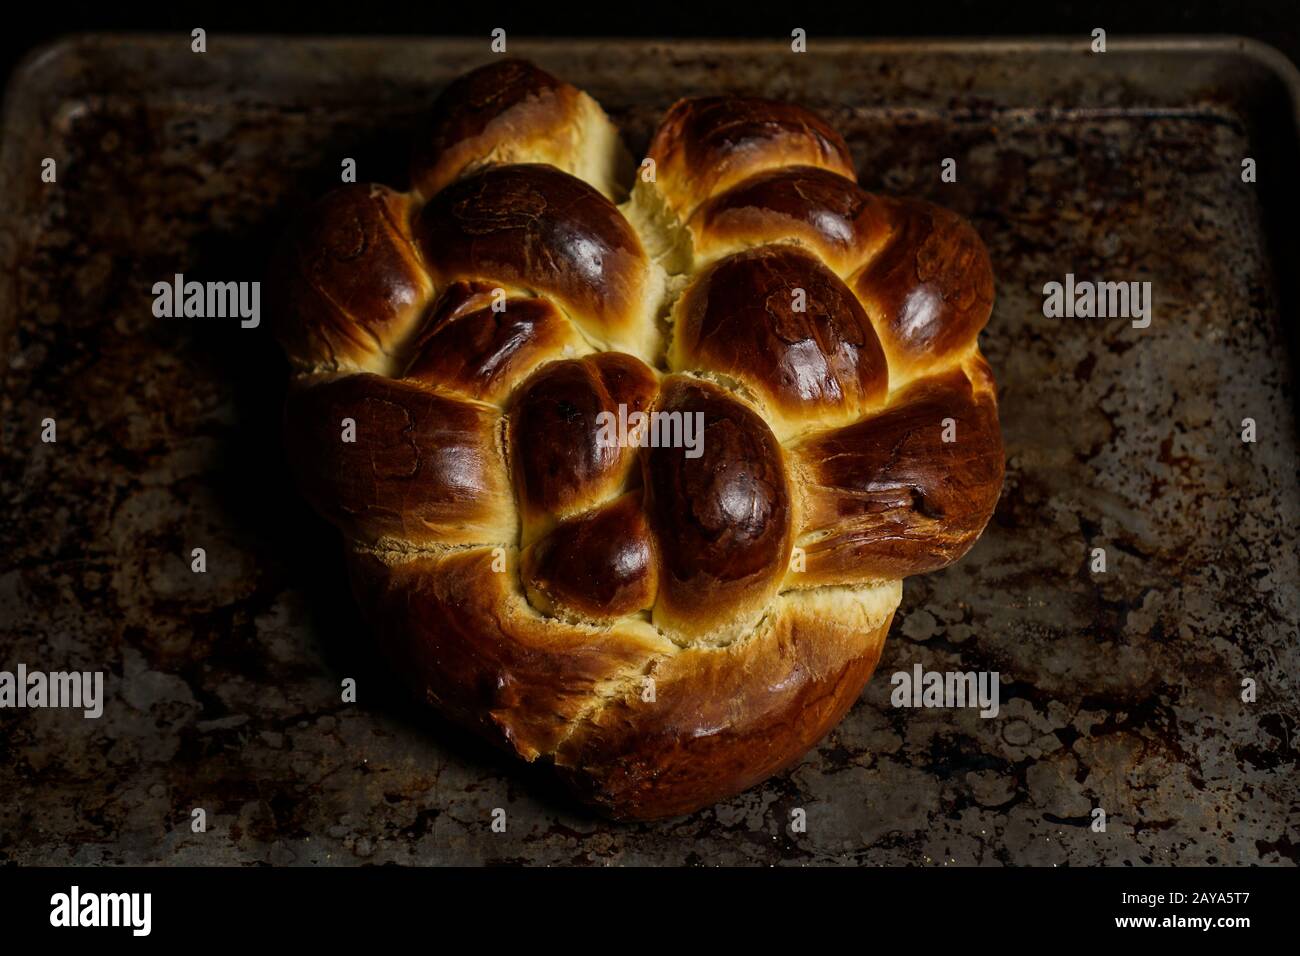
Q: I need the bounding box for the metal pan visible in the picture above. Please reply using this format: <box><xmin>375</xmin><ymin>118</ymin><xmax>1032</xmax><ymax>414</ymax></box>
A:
<box><xmin>0</xmin><ymin>36</ymin><xmax>1296</xmax><ymax>865</ymax></box>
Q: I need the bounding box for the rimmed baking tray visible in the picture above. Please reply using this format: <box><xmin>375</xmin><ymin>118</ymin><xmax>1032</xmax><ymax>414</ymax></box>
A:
<box><xmin>0</xmin><ymin>36</ymin><xmax>1296</xmax><ymax>865</ymax></box>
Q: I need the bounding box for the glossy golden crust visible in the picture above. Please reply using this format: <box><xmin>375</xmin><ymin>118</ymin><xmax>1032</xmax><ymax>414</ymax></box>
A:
<box><xmin>645</xmin><ymin>95</ymin><xmax>856</xmax><ymax>220</ymax></box>
<box><xmin>271</xmin><ymin>60</ymin><xmax>1004</xmax><ymax>820</ymax></box>
<box><xmin>508</xmin><ymin>352</ymin><xmax>659</xmax><ymax>541</ymax></box>
<box><xmin>416</xmin><ymin>164</ymin><xmax>662</xmax><ymax>358</ymax></box>
<box><xmin>852</xmin><ymin>197</ymin><xmax>996</xmax><ymax>381</ymax></box>
<box><xmin>410</xmin><ymin>59</ymin><xmax>633</xmax><ymax>202</ymax></box>
<box><xmin>644</xmin><ymin>376</ymin><xmax>792</xmax><ymax>641</ymax></box>
<box><xmin>554</xmin><ymin>583</ymin><xmax>899</xmax><ymax>820</ymax></box>
<box><xmin>690</xmin><ymin>165</ymin><xmax>892</xmax><ymax>276</ymax></box>
<box><xmin>347</xmin><ymin>547</ymin><xmax>671</xmax><ymax>761</ymax></box>
<box><xmin>668</xmin><ymin>245</ymin><xmax>889</xmax><ymax>437</ymax></box>
<box><xmin>789</xmin><ymin>358</ymin><xmax>1004</xmax><ymax>588</ymax></box>
<box><xmin>402</xmin><ymin>281</ymin><xmax>590</xmax><ymax>403</ymax></box>
<box><xmin>270</xmin><ymin>184</ymin><xmax>432</xmax><ymax>374</ymax></box>
<box><xmin>521</xmin><ymin>491</ymin><xmax>657</xmax><ymax>621</ymax></box>
<box><xmin>284</xmin><ymin>373</ymin><xmax>513</xmax><ymax>548</ymax></box>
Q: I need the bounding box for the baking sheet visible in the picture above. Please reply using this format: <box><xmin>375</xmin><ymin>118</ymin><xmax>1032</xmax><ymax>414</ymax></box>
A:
<box><xmin>0</xmin><ymin>35</ymin><xmax>1296</xmax><ymax>865</ymax></box>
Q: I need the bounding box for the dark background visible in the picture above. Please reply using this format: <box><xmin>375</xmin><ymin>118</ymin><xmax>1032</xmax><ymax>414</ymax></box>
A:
<box><xmin>3</xmin><ymin>0</ymin><xmax>1300</xmax><ymax>82</ymax></box>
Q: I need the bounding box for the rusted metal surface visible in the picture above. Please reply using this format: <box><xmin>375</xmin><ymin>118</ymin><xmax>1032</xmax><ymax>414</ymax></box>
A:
<box><xmin>0</xmin><ymin>36</ymin><xmax>1296</xmax><ymax>865</ymax></box>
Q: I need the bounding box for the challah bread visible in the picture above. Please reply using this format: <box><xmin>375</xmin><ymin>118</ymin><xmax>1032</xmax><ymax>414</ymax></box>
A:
<box><xmin>270</xmin><ymin>59</ymin><xmax>1004</xmax><ymax>820</ymax></box>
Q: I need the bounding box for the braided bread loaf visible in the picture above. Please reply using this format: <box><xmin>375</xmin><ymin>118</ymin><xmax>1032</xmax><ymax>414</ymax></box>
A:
<box><xmin>270</xmin><ymin>59</ymin><xmax>1004</xmax><ymax>820</ymax></box>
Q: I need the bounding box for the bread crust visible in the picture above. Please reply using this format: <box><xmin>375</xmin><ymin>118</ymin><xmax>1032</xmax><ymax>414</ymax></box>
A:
<box><xmin>272</xmin><ymin>59</ymin><xmax>1004</xmax><ymax>819</ymax></box>
<box><xmin>555</xmin><ymin>587</ymin><xmax>899</xmax><ymax>821</ymax></box>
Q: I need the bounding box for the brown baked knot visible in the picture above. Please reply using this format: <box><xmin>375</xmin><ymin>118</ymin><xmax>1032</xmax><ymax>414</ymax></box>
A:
<box><xmin>270</xmin><ymin>60</ymin><xmax>1005</xmax><ymax>820</ymax></box>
